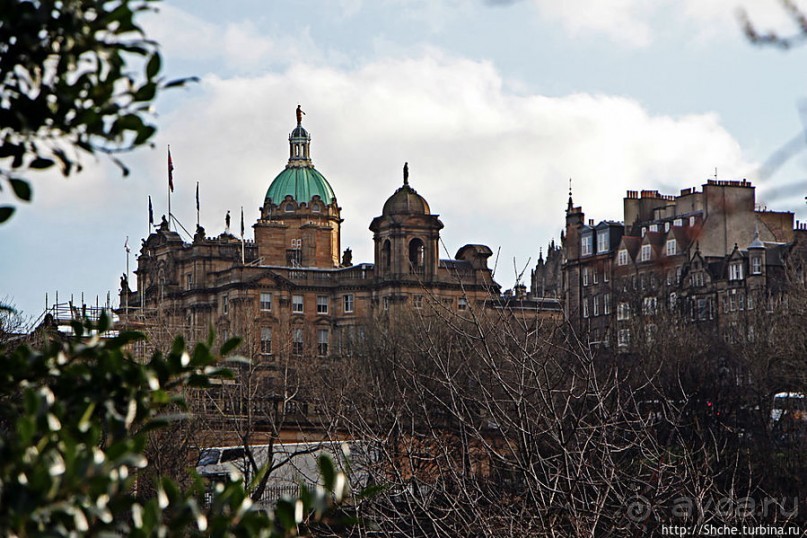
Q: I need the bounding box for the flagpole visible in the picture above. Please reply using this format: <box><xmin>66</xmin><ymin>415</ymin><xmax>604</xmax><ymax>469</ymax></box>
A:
<box><xmin>196</xmin><ymin>181</ymin><xmax>200</xmax><ymax>228</ymax></box>
<box><xmin>240</xmin><ymin>206</ymin><xmax>245</xmax><ymax>264</ymax></box>
<box><xmin>124</xmin><ymin>237</ymin><xmax>130</xmax><ymax>312</ymax></box>
<box><xmin>167</xmin><ymin>145</ymin><xmax>173</xmax><ymax>231</ymax></box>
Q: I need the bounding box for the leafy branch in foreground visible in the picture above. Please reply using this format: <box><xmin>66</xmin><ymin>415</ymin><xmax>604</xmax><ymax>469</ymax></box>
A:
<box><xmin>0</xmin><ymin>0</ymin><xmax>198</xmax><ymax>223</ymax></box>
<box><xmin>0</xmin><ymin>314</ymin><xmax>351</xmax><ymax>536</ymax></box>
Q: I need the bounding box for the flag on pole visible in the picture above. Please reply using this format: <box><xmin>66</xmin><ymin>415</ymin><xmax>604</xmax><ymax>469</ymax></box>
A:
<box><xmin>240</xmin><ymin>206</ymin><xmax>244</xmax><ymax>238</ymax></box>
<box><xmin>168</xmin><ymin>146</ymin><xmax>174</xmax><ymax>192</ymax></box>
<box><xmin>148</xmin><ymin>196</ymin><xmax>154</xmax><ymax>226</ymax></box>
<box><xmin>196</xmin><ymin>181</ymin><xmax>200</xmax><ymax>212</ymax></box>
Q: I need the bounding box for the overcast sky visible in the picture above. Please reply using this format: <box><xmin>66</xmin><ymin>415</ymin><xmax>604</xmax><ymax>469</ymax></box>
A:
<box><xmin>4</xmin><ymin>0</ymin><xmax>807</xmax><ymax>321</ymax></box>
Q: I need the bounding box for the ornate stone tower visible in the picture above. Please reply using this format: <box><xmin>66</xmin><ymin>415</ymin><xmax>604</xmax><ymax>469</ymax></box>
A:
<box><xmin>370</xmin><ymin>163</ymin><xmax>443</xmax><ymax>282</ymax></box>
<box><xmin>255</xmin><ymin>107</ymin><xmax>342</xmax><ymax>268</ymax></box>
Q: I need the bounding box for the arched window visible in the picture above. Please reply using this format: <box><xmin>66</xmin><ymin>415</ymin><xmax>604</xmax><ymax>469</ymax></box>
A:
<box><xmin>284</xmin><ymin>203</ymin><xmax>295</xmax><ymax>212</ymax></box>
<box><xmin>382</xmin><ymin>240</ymin><xmax>391</xmax><ymax>269</ymax></box>
<box><xmin>409</xmin><ymin>238</ymin><xmax>425</xmax><ymax>269</ymax></box>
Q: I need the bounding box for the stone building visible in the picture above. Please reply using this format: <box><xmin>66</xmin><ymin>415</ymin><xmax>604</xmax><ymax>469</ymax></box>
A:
<box><xmin>533</xmin><ymin>179</ymin><xmax>807</xmax><ymax>349</ymax></box>
<box><xmin>119</xmin><ymin>109</ymin><xmax>501</xmax><ymax>440</ymax></box>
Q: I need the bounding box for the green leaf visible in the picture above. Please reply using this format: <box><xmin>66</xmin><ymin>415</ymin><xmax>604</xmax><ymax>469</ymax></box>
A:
<box><xmin>220</xmin><ymin>337</ymin><xmax>242</xmax><ymax>356</ymax></box>
<box><xmin>30</xmin><ymin>157</ymin><xmax>55</xmax><ymax>169</ymax></box>
<box><xmin>0</xmin><ymin>206</ymin><xmax>15</xmax><ymax>222</ymax></box>
<box><xmin>145</xmin><ymin>53</ymin><xmax>161</xmax><ymax>79</ymax></box>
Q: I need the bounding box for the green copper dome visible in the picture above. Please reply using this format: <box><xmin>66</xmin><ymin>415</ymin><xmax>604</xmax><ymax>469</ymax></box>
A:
<box><xmin>265</xmin><ymin>166</ymin><xmax>336</xmax><ymax>205</ymax></box>
<box><xmin>265</xmin><ymin>107</ymin><xmax>337</xmax><ymax>206</ymax></box>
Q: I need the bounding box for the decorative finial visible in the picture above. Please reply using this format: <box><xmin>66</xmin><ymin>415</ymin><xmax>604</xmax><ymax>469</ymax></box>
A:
<box><xmin>296</xmin><ymin>104</ymin><xmax>305</xmax><ymax>125</ymax></box>
<box><xmin>403</xmin><ymin>162</ymin><xmax>409</xmax><ymax>185</ymax></box>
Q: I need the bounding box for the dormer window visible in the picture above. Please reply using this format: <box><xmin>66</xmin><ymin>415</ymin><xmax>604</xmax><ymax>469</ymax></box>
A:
<box><xmin>674</xmin><ymin>218</ymin><xmax>683</xmax><ymax>227</ymax></box>
<box><xmin>664</xmin><ymin>222</ymin><xmax>670</xmax><ymax>232</ymax></box>
<box><xmin>618</xmin><ymin>249</ymin><xmax>629</xmax><ymax>266</ymax></box>
<box><xmin>649</xmin><ymin>224</ymin><xmax>658</xmax><ymax>233</ymax></box>
<box><xmin>666</xmin><ymin>239</ymin><xmax>677</xmax><ymax>256</ymax></box>
<box><xmin>640</xmin><ymin>244</ymin><xmax>651</xmax><ymax>262</ymax></box>
<box><xmin>581</xmin><ymin>234</ymin><xmax>593</xmax><ymax>256</ymax></box>
<box><xmin>729</xmin><ymin>263</ymin><xmax>744</xmax><ymax>281</ymax></box>
<box><xmin>597</xmin><ymin>230</ymin><xmax>609</xmax><ymax>253</ymax></box>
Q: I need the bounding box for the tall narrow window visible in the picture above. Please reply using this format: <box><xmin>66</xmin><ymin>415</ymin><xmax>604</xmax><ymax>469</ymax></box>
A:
<box><xmin>618</xmin><ymin>249</ymin><xmax>629</xmax><ymax>266</ymax></box>
<box><xmin>343</xmin><ymin>294</ymin><xmax>354</xmax><ymax>313</ymax></box>
<box><xmin>582</xmin><ymin>267</ymin><xmax>589</xmax><ymax>287</ymax></box>
<box><xmin>581</xmin><ymin>234</ymin><xmax>593</xmax><ymax>256</ymax></box>
<box><xmin>409</xmin><ymin>238</ymin><xmax>425</xmax><ymax>270</ymax></box>
<box><xmin>317</xmin><ymin>296</ymin><xmax>329</xmax><ymax>314</ymax></box>
<box><xmin>751</xmin><ymin>257</ymin><xmax>762</xmax><ymax>275</ymax></box>
<box><xmin>260</xmin><ymin>292</ymin><xmax>272</xmax><ymax>311</ymax></box>
<box><xmin>317</xmin><ymin>329</ymin><xmax>329</xmax><ymax>356</ymax></box>
<box><xmin>582</xmin><ymin>298</ymin><xmax>589</xmax><ymax>318</ymax></box>
<box><xmin>222</xmin><ymin>295</ymin><xmax>229</xmax><ymax>315</ymax></box>
<box><xmin>382</xmin><ymin>240</ymin><xmax>391</xmax><ymax>269</ymax></box>
<box><xmin>641</xmin><ymin>244</ymin><xmax>651</xmax><ymax>262</ymax></box>
<box><xmin>260</xmin><ymin>327</ymin><xmax>272</xmax><ymax>355</ymax></box>
<box><xmin>597</xmin><ymin>231</ymin><xmax>609</xmax><ymax>253</ymax></box>
<box><xmin>292</xmin><ymin>328</ymin><xmax>303</xmax><ymax>355</ymax></box>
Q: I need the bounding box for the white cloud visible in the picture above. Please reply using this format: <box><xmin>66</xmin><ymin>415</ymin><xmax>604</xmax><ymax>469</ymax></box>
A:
<box><xmin>526</xmin><ymin>0</ymin><xmax>807</xmax><ymax>46</ymax></box>
<box><xmin>151</xmin><ymin>51</ymin><xmax>754</xmax><ymax>284</ymax></box>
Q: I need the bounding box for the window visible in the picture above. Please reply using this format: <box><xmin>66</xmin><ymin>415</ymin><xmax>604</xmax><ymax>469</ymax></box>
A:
<box><xmin>666</xmin><ymin>239</ymin><xmax>676</xmax><ymax>256</ymax></box>
<box><xmin>413</xmin><ymin>295</ymin><xmax>423</xmax><ymax>309</ymax></box>
<box><xmin>221</xmin><ymin>295</ymin><xmax>229</xmax><ymax>315</ymax></box>
<box><xmin>604</xmin><ymin>262</ymin><xmax>610</xmax><ymax>282</ymax></box>
<box><xmin>383</xmin><ymin>296</ymin><xmax>390</xmax><ymax>310</ymax></box>
<box><xmin>317</xmin><ymin>329</ymin><xmax>329</xmax><ymax>356</ymax></box>
<box><xmin>649</xmin><ymin>224</ymin><xmax>658</xmax><ymax>233</ymax></box>
<box><xmin>642</xmin><ymin>296</ymin><xmax>657</xmax><ymax>316</ymax></box>
<box><xmin>640</xmin><ymin>244</ymin><xmax>651</xmax><ymax>262</ymax></box>
<box><xmin>260</xmin><ymin>327</ymin><xmax>272</xmax><ymax>355</ymax></box>
<box><xmin>689</xmin><ymin>216</ymin><xmax>696</xmax><ymax>227</ymax></box>
<box><xmin>668</xmin><ymin>292</ymin><xmax>677</xmax><ymax>310</ymax></box>
<box><xmin>581</xmin><ymin>234</ymin><xmax>593</xmax><ymax>256</ymax></box>
<box><xmin>729</xmin><ymin>263</ymin><xmax>744</xmax><ymax>281</ymax></box>
<box><xmin>311</xmin><ymin>203</ymin><xmax>321</xmax><ymax>213</ymax></box>
<box><xmin>664</xmin><ymin>222</ymin><xmax>670</xmax><ymax>232</ymax></box>
<box><xmin>618</xmin><ymin>249</ymin><xmax>629</xmax><ymax>266</ymax></box>
<box><xmin>593</xmin><ymin>269</ymin><xmax>599</xmax><ymax>284</ymax></box>
<box><xmin>582</xmin><ymin>298</ymin><xmax>589</xmax><ymax>318</ymax></box>
<box><xmin>674</xmin><ymin>218</ymin><xmax>683</xmax><ymax>227</ymax></box>
<box><xmin>692</xmin><ymin>272</ymin><xmax>704</xmax><ymax>287</ymax></box>
<box><xmin>343</xmin><ymin>294</ymin><xmax>354</xmax><ymax>313</ymax></box>
<box><xmin>694</xmin><ymin>297</ymin><xmax>712</xmax><ymax>321</ymax></box>
<box><xmin>317</xmin><ymin>296</ymin><xmax>329</xmax><ymax>314</ymax></box>
<box><xmin>260</xmin><ymin>292</ymin><xmax>272</xmax><ymax>311</ymax></box>
<box><xmin>641</xmin><ymin>227</ymin><xmax>647</xmax><ymax>237</ymax></box>
<box><xmin>597</xmin><ymin>231</ymin><xmax>609</xmax><ymax>253</ymax></box>
<box><xmin>593</xmin><ymin>295</ymin><xmax>600</xmax><ymax>316</ymax></box>
<box><xmin>409</xmin><ymin>238</ymin><xmax>425</xmax><ymax>269</ymax></box>
<box><xmin>185</xmin><ymin>273</ymin><xmax>193</xmax><ymax>290</ymax></box>
<box><xmin>292</xmin><ymin>328</ymin><xmax>303</xmax><ymax>355</ymax></box>
<box><xmin>582</xmin><ymin>267</ymin><xmax>589</xmax><ymax>287</ymax></box>
<box><xmin>618</xmin><ymin>329</ymin><xmax>630</xmax><ymax>348</ymax></box>
<box><xmin>292</xmin><ymin>295</ymin><xmax>304</xmax><ymax>313</ymax></box>
<box><xmin>617</xmin><ymin>302</ymin><xmax>630</xmax><ymax>321</ymax></box>
<box><xmin>751</xmin><ymin>256</ymin><xmax>762</xmax><ymax>275</ymax></box>
<box><xmin>603</xmin><ymin>294</ymin><xmax>611</xmax><ymax>315</ymax></box>
<box><xmin>285</xmin><ymin>202</ymin><xmax>295</xmax><ymax>212</ymax></box>
<box><xmin>458</xmin><ymin>297</ymin><xmax>468</xmax><ymax>311</ymax></box>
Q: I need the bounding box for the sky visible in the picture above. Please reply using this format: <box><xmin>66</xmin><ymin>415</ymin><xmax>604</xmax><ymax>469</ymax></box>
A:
<box><xmin>4</xmin><ymin>0</ymin><xmax>807</xmax><ymax>322</ymax></box>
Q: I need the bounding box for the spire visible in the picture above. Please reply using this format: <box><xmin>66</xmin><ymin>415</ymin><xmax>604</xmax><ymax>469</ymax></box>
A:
<box><xmin>288</xmin><ymin>105</ymin><xmax>312</xmax><ymax>168</ymax></box>
<box><xmin>566</xmin><ymin>177</ymin><xmax>574</xmax><ymax>213</ymax></box>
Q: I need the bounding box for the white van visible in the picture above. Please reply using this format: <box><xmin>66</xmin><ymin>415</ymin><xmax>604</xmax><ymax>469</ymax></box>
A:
<box><xmin>771</xmin><ymin>392</ymin><xmax>807</xmax><ymax>423</ymax></box>
<box><xmin>196</xmin><ymin>440</ymin><xmax>377</xmax><ymax>504</ymax></box>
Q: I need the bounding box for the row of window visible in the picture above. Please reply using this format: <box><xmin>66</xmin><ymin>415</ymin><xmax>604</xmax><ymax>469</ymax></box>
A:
<box><xmin>259</xmin><ymin>327</ymin><xmax>331</xmax><ymax>357</ymax></box>
<box><xmin>581</xmin><ymin>294</ymin><xmax>611</xmax><ymax>318</ymax></box>
<box><xmin>581</xmin><ymin>266</ymin><xmax>610</xmax><ymax>287</ymax></box>
<box><xmin>259</xmin><ymin>293</ymin><xmax>355</xmax><ymax>315</ymax></box>
<box><xmin>580</xmin><ymin>230</ymin><xmax>611</xmax><ymax>257</ymax></box>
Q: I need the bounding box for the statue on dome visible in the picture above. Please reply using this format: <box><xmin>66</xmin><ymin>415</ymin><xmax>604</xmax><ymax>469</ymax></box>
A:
<box><xmin>403</xmin><ymin>162</ymin><xmax>409</xmax><ymax>185</ymax></box>
<box><xmin>296</xmin><ymin>105</ymin><xmax>305</xmax><ymax>125</ymax></box>
<box><xmin>225</xmin><ymin>210</ymin><xmax>231</xmax><ymax>232</ymax></box>
<box><xmin>342</xmin><ymin>247</ymin><xmax>353</xmax><ymax>267</ymax></box>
